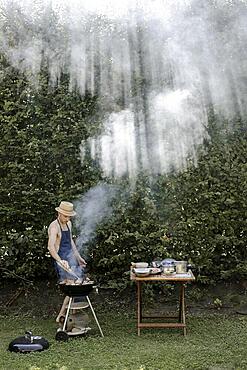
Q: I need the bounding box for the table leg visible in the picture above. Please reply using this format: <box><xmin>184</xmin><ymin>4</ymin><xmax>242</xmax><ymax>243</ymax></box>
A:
<box><xmin>179</xmin><ymin>284</ymin><xmax>186</xmax><ymax>336</ymax></box>
<box><xmin>179</xmin><ymin>284</ymin><xmax>182</xmax><ymax>322</ymax></box>
<box><xmin>137</xmin><ymin>281</ymin><xmax>142</xmax><ymax>336</ymax></box>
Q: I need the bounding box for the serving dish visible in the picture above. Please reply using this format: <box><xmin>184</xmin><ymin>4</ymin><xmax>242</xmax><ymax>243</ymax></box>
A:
<box><xmin>149</xmin><ymin>267</ymin><xmax>162</xmax><ymax>275</ymax></box>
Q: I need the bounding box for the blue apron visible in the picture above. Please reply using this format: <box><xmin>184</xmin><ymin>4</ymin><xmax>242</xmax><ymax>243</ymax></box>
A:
<box><xmin>55</xmin><ymin>220</ymin><xmax>84</xmax><ymax>282</ymax></box>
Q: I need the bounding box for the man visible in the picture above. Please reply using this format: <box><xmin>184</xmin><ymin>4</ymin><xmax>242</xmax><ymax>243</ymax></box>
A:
<box><xmin>48</xmin><ymin>201</ymin><xmax>86</xmax><ymax>281</ymax></box>
<box><xmin>48</xmin><ymin>201</ymin><xmax>86</xmax><ymax>321</ymax></box>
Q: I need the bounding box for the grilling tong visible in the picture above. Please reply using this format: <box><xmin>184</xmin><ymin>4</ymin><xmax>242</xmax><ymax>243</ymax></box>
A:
<box><xmin>56</xmin><ymin>260</ymin><xmax>81</xmax><ymax>280</ymax></box>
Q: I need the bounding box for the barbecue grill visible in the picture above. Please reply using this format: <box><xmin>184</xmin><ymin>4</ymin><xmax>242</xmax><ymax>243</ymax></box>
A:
<box><xmin>55</xmin><ymin>282</ymin><xmax>104</xmax><ymax>341</ymax></box>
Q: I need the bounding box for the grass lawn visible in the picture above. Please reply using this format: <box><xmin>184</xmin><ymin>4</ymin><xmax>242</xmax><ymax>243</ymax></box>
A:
<box><xmin>1</xmin><ymin>283</ymin><xmax>247</xmax><ymax>370</ymax></box>
<box><xmin>1</xmin><ymin>310</ymin><xmax>247</xmax><ymax>369</ymax></box>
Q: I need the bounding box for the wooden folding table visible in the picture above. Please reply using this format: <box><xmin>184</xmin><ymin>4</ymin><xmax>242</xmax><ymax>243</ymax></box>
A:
<box><xmin>131</xmin><ymin>270</ymin><xmax>195</xmax><ymax>336</ymax></box>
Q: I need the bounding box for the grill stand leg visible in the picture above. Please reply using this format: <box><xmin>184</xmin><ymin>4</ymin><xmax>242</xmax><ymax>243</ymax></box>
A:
<box><xmin>62</xmin><ymin>297</ymin><xmax>73</xmax><ymax>332</ymax></box>
<box><xmin>86</xmin><ymin>296</ymin><xmax>104</xmax><ymax>337</ymax></box>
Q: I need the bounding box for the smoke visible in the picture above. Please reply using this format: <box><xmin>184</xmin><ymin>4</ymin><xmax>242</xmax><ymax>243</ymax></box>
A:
<box><xmin>81</xmin><ymin>109</ymin><xmax>138</xmax><ymax>178</ymax></box>
<box><xmin>2</xmin><ymin>0</ymin><xmax>246</xmax><ymax>266</ymax></box>
<box><xmin>74</xmin><ymin>183</ymin><xmax>118</xmax><ymax>255</ymax></box>
<box><xmin>1</xmin><ymin>0</ymin><xmax>247</xmax><ymax>177</ymax></box>
<box><xmin>82</xmin><ymin>89</ymin><xmax>207</xmax><ymax>176</ymax></box>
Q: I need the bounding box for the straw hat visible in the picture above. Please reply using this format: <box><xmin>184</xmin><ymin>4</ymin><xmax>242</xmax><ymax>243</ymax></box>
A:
<box><xmin>55</xmin><ymin>201</ymin><xmax>76</xmax><ymax>217</ymax></box>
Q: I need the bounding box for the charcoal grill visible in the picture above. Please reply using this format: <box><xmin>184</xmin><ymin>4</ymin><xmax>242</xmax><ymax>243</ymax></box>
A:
<box><xmin>60</xmin><ymin>283</ymin><xmax>94</xmax><ymax>297</ymax></box>
<box><xmin>55</xmin><ymin>282</ymin><xmax>104</xmax><ymax>341</ymax></box>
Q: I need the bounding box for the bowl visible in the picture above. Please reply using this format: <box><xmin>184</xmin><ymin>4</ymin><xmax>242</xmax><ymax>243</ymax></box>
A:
<box><xmin>162</xmin><ymin>265</ymin><xmax>176</xmax><ymax>274</ymax></box>
<box><xmin>134</xmin><ymin>268</ymin><xmax>151</xmax><ymax>277</ymax></box>
<box><xmin>135</xmin><ymin>262</ymin><xmax>149</xmax><ymax>268</ymax></box>
<box><xmin>161</xmin><ymin>258</ymin><xmax>176</xmax><ymax>266</ymax></box>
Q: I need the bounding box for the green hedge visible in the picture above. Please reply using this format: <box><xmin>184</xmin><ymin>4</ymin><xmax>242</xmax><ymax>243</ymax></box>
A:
<box><xmin>88</xmin><ymin>120</ymin><xmax>247</xmax><ymax>286</ymax></box>
<box><xmin>0</xmin><ymin>56</ymin><xmax>246</xmax><ymax>286</ymax></box>
<box><xmin>0</xmin><ymin>57</ymin><xmax>102</xmax><ymax>280</ymax></box>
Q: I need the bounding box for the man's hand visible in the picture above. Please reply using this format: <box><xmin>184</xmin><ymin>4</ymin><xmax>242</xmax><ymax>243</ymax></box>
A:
<box><xmin>59</xmin><ymin>260</ymin><xmax>70</xmax><ymax>271</ymax></box>
<box><xmin>78</xmin><ymin>257</ymin><xmax>87</xmax><ymax>267</ymax></box>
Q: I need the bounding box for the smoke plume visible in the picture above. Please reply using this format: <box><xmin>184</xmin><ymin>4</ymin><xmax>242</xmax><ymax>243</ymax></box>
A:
<box><xmin>1</xmin><ymin>0</ymin><xmax>247</xmax><ymax>177</ymax></box>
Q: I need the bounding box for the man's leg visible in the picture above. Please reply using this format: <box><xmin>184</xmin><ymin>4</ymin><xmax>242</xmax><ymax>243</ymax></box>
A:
<box><xmin>56</xmin><ymin>295</ymin><xmax>70</xmax><ymax>323</ymax></box>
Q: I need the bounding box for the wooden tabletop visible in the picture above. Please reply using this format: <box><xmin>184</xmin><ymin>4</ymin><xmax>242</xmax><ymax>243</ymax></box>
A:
<box><xmin>130</xmin><ymin>269</ymin><xmax>195</xmax><ymax>282</ymax></box>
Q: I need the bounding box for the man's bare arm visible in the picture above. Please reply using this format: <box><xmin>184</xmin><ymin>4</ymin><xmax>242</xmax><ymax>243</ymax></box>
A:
<box><xmin>71</xmin><ymin>237</ymin><xmax>87</xmax><ymax>267</ymax></box>
<box><xmin>48</xmin><ymin>224</ymin><xmax>69</xmax><ymax>269</ymax></box>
